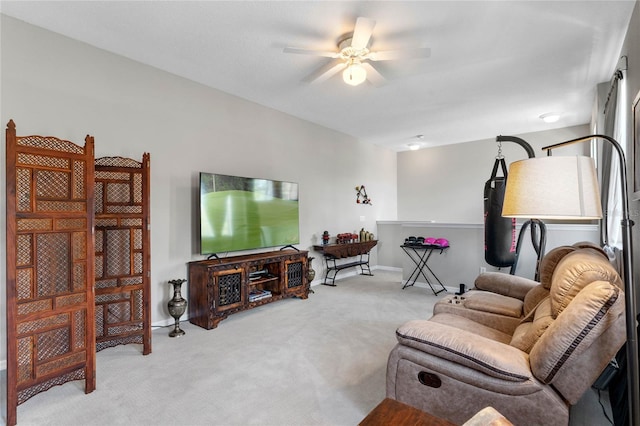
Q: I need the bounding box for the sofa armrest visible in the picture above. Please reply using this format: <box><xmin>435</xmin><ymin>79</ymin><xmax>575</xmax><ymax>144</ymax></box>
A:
<box><xmin>396</xmin><ymin>320</ymin><xmax>531</xmax><ymax>382</ymax></box>
<box><xmin>474</xmin><ymin>272</ymin><xmax>538</xmax><ymax>300</ymax></box>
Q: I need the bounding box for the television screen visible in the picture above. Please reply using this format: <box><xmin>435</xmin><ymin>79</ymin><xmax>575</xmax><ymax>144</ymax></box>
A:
<box><xmin>199</xmin><ymin>173</ymin><xmax>300</xmax><ymax>254</ymax></box>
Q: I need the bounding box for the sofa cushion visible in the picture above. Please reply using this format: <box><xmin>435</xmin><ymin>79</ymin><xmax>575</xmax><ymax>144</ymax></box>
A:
<box><xmin>474</xmin><ymin>272</ymin><xmax>537</xmax><ymax>300</ymax></box>
<box><xmin>396</xmin><ymin>319</ymin><xmax>531</xmax><ymax>382</ymax></box>
<box><xmin>572</xmin><ymin>242</ymin><xmax>609</xmax><ymax>259</ymax></box>
<box><xmin>429</xmin><ymin>313</ymin><xmax>513</xmax><ymax>344</ymax></box>
<box><xmin>550</xmin><ymin>250</ymin><xmax>623</xmax><ymax>317</ymax></box>
<box><xmin>530</xmin><ymin>281</ymin><xmax>622</xmax><ymax>383</ymax></box>
<box><xmin>538</xmin><ymin>245</ymin><xmax>576</xmax><ymax>289</ymax></box>
<box><xmin>433</xmin><ymin>294</ymin><xmax>523</xmax><ymax>335</ymax></box>
<box><xmin>522</xmin><ymin>285</ymin><xmax>550</xmax><ymax>316</ymax></box>
<box><xmin>463</xmin><ymin>293</ymin><xmax>523</xmax><ymax>318</ymax></box>
<box><xmin>509</xmin><ymin>297</ymin><xmax>553</xmax><ymax>353</ymax></box>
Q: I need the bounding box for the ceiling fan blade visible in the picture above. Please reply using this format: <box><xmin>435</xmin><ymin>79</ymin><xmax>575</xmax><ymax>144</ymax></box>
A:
<box><xmin>283</xmin><ymin>47</ymin><xmax>340</xmax><ymax>58</ymax></box>
<box><xmin>351</xmin><ymin>17</ymin><xmax>376</xmax><ymax>50</ymax></box>
<box><xmin>368</xmin><ymin>47</ymin><xmax>431</xmax><ymax>61</ymax></box>
<box><xmin>304</xmin><ymin>59</ymin><xmax>347</xmax><ymax>84</ymax></box>
<box><xmin>362</xmin><ymin>63</ymin><xmax>385</xmax><ymax>87</ymax></box>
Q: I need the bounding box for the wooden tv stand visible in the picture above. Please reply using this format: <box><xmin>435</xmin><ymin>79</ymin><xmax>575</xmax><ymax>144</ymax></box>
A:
<box><xmin>188</xmin><ymin>250</ymin><xmax>309</xmax><ymax>329</ymax></box>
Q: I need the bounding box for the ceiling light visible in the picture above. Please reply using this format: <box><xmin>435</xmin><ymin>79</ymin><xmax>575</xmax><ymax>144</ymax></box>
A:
<box><xmin>539</xmin><ymin>113</ymin><xmax>560</xmax><ymax>123</ymax></box>
<box><xmin>407</xmin><ymin>135</ymin><xmax>424</xmax><ymax>150</ymax></box>
<box><xmin>343</xmin><ymin>60</ymin><xmax>367</xmax><ymax>86</ymax></box>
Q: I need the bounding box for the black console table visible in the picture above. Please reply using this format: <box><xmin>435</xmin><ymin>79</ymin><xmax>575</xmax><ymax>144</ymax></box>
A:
<box><xmin>313</xmin><ymin>240</ymin><xmax>377</xmax><ymax>286</ymax></box>
<box><xmin>400</xmin><ymin>244</ymin><xmax>448</xmax><ymax>295</ymax></box>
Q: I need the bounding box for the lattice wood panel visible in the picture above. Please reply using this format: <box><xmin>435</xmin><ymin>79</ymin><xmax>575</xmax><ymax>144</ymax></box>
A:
<box><xmin>5</xmin><ymin>120</ymin><xmax>96</xmax><ymax>426</ymax></box>
<box><xmin>94</xmin><ymin>154</ymin><xmax>151</xmax><ymax>354</ymax></box>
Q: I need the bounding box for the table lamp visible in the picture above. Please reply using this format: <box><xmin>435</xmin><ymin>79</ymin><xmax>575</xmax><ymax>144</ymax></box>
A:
<box><xmin>501</xmin><ymin>135</ymin><xmax>638</xmax><ymax>426</ymax></box>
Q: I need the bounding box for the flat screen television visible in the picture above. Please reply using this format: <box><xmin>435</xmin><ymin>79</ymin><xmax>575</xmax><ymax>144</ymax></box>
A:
<box><xmin>199</xmin><ymin>172</ymin><xmax>300</xmax><ymax>255</ymax></box>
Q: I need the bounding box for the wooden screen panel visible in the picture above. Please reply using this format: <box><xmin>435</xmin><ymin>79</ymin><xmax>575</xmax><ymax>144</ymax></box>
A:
<box><xmin>5</xmin><ymin>120</ymin><xmax>95</xmax><ymax>426</ymax></box>
<box><xmin>94</xmin><ymin>154</ymin><xmax>151</xmax><ymax>355</ymax></box>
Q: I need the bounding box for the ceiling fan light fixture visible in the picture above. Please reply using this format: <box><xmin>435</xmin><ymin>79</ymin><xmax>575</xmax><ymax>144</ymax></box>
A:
<box><xmin>343</xmin><ymin>61</ymin><xmax>367</xmax><ymax>86</ymax></box>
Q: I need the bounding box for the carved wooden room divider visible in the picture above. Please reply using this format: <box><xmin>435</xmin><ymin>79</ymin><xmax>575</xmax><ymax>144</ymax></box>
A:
<box><xmin>94</xmin><ymin>154</ymin><xmax>151</xmax><ymax>354</ymax></box>
<box><xmin>5</xmin><ymin>120</ymin><xmax>96</xmax><ymax>426</ymax></box>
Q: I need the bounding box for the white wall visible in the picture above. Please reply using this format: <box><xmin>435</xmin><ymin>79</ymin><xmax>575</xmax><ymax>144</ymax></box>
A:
<box><xmin>386</xmin><ymin>124</ymin><xmax>600</xmax><ymax>290</ymax></box>
<box><xmin>2</xmin><ymin>9</ymin><xmax>630</xmax><ymax>371</ymax></box>
<box><xmin>397</xmin><ymin>125</ymin><xmax>591</xmax><ymax>222</ymax></box>
<box><xmin>377</xmin><ymin>221</ymin><xmax>598</xmax><ymax>288</ymax></box>
<box><xmin>0</xmin><ymin>15</ymin><xmax>398</xmax><ymax>364</ymax></box>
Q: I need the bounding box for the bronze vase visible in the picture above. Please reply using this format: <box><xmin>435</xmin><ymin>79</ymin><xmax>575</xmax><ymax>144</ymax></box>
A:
<box><xmin>307</xmin><ymin>257</ymin><xmax>316</xmax><ymax>282</ymax></box>
<box><xmin>168</xmin><ymin>279</ymin><xmax>187</xmax><ymax>337</ymax></box>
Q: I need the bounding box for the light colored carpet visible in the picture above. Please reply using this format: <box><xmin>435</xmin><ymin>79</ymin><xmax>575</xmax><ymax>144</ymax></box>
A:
<box><xmin>7</xmin><ymin>271</ymin><xmax>436</xmax><ymax>426</ymax></box>
<box><xmin>2</xmin><ymin>270</ymin><xmax>613</xmax><ymax>425</ymax></box>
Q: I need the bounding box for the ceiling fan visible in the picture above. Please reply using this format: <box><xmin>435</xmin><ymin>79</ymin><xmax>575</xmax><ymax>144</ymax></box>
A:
<box><xmin>283</xmin><ymin>17</ymin><xmax>431</xmax><ymax>87</ymax></box>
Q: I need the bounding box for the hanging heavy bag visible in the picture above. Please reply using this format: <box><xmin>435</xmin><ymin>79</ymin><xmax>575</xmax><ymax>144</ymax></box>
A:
<box><xmin>484</xmin><ymin>157</ymin><xmax>516</xmax><ymax>267</ymax></box>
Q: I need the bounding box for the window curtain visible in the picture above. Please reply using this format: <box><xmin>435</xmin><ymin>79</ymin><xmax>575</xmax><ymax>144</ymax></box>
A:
<box><xmin>600</xmin><ymin>62</ymin><xmax>627</xmax><ymax>250</ymax></box>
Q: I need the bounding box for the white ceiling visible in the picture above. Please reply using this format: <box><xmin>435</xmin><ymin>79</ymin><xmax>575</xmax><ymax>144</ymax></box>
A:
<box><xmin>1</xmin><ymin>1</ymin><xmax>636</xmax><ymax>151</ymax></box>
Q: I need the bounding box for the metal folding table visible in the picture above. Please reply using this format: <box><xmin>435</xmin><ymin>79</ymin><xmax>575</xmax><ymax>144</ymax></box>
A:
<box><xmin>400</xmin><ymin>244</ymin><xmax>448</xmax><ymax>295</ymax></box>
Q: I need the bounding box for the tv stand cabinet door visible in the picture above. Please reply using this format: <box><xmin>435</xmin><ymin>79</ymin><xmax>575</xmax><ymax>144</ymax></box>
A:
<box><xmin>284</xmin><ymin>255</ymin><xmax>308</xmax><ymax>297</ymax></box>
<box><xmin>212</xmin><ymin>268</ymin><xmax>245</xmax><ymax>314</ymax></box>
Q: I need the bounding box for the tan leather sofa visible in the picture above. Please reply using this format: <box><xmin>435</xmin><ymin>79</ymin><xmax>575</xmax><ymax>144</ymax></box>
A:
<box><xmin>386</xmin><ymin>247</ymin><xmax>626</xmax><ymax>425</ymax></box>
<box><xmin>432</xmin><ymin>242</ymin><xmax>610</xmax><ymax>334</ymax></box>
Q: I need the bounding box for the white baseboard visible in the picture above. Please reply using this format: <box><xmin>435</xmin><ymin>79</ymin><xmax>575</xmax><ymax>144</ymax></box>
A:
<box><xmin>152</xmin><ymin>318</ymin><xmax>176</xmax><ymax>328</ymax></box>
<box><xmin>374</xmin><ymin>266</ymin><xmax>460</xmax><ymax>293</ymax></box>
<box><xmin>401</xmin><ymin>279</ymin><xmax>459</xmax><ymax>294</ymax></box>
<box><xmin>309</xmin><ymin>265</ymin><xmax>401</xmax><ymax>287</ymax></box>
<box><xmin>153</xmin><ymin>278</ymin><xmax>329</xmax><ymax>328</ymax></box>
<box><xmin>309</xmin><ymin>268</ymin><xmax>367</xmax><ymax>286</ymax></box>
<box><xmin>373</xmin><ymin>265</ymin><xmax>402</xmax><ymax>272</ymax></box>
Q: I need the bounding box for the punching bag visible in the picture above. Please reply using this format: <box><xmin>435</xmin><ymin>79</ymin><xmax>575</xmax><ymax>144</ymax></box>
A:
<box><xmin>484</xmin><ymin>158</ymin><xmax>516</xmax><ymax>267</ymax></box>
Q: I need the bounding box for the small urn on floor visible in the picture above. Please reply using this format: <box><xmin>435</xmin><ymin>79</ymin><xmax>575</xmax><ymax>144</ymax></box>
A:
<box><xmin>307</xmin><ymin>257</ymin><xmax>316</xmax><ymax>282</ymax></box>
<box><xmin>168</xmin><ymin>279</ymin><xmax>187</xmax><ymax>337</ymax></box>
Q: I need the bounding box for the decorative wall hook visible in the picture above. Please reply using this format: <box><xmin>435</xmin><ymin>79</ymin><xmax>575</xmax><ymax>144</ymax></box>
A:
<box><xmin>355</xmin><ymin>185</ymin><xmax>372</xmax><ymax>205</ymax></box>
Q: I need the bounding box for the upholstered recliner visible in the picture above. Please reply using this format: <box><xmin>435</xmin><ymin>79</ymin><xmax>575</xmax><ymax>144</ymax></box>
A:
<box><xmin>432</xmin><ymin>243</ymin><xmax>608</xmax><ymax>334</ymax></box>
<box><xmin>386</xmin><ymin>247</ymin><xmax>626</xmax><ymax>426</ymax></box>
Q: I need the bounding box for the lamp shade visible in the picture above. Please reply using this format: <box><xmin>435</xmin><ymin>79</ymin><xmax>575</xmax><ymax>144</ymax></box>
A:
<box><xmin>502</xmin><ymin>156</ymin><xmax>602</xmax><ymax>220</ymax></box>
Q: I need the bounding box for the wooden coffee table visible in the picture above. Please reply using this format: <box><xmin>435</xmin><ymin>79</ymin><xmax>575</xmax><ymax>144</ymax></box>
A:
<box><xmin>359</xmin><ymin>398</ymin><xmax>455</xmax><ymax>426</ymax></box>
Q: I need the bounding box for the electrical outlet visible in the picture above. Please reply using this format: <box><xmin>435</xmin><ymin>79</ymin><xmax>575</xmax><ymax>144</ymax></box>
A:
<box><xmin>360</xmin><ymin>216</ymin><xmax>366</xmax><ymax>222</ymax></box>
<box><xmin>480</xmin><ymin>267</ymin><xmax>487</xmax><ymax>274</ymax></box>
